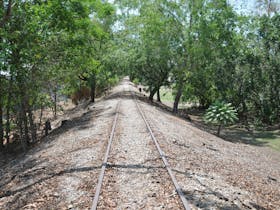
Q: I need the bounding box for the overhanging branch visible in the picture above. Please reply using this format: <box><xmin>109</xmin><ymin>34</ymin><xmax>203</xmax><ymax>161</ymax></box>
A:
<box><xmin>0</xmin><ymin>0</ymin><xmax>13</xmax><ymax>28</ymax></box>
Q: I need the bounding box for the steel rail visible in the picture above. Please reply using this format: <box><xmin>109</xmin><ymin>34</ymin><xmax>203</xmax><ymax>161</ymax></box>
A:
<box><xmin>91</xmin><ymin>101</ymin><xmax>120</xmax><ymax>210</ymax></box>
<box><xmin>133</xmin><ymin>92</ymin><xmax>191</xmax><ymax>210</ymax></box>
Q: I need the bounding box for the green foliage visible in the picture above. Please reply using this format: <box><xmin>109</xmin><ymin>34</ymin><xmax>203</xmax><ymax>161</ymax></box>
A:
<box><xmin>0</xmin><ymin>0</ymin><xmax>118</xmax><ymax>150</ymax></box>
<box><xmin>114</xmin><ymin>0</ymin><xmax>181</xmax><ymax>100</ymax></box>
<box><xmin>204</xmin><ymin>102</ymin><xmax>238</xmax><ymax>126</ymax></box>
<box><xmin>113</xmin><ymin>0</ymin><xmax>280</xmax><ymax>125</ymax></box>
<box><xmin>204</xmin><ymin>102</ymin><xmax>238</xmax><ymax>135</ymax></box>
<box><xmin>132</xmin><ymin>78</ymin><xmax>140</xmax><ymax>85</ymax></box>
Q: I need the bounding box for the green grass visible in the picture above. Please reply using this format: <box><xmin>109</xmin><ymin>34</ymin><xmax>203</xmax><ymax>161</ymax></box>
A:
<box><xmin>159</xmin><ymin>87</ymin><xmax>195</xmax><ymax>109</ymax></box>
<box><xmin>220</xmin><ymin>126</ymin><xmax>280</xmax><ymax>152</ymax></box>
<box><xmin>254</xmin><ymin>130</ymin><xmax>280</xmax><ymax>151</ymax></box>
<box><xmin>159</xmin><ymin>87</ymin><xmax>174</xmax><ymax>102</ymax></box>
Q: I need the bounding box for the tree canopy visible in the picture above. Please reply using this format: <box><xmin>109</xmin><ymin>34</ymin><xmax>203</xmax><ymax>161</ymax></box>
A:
<box><xmin>113</xmin><ymin>0</ymin><xmax>280</xmax><ymax>124</ymax></box>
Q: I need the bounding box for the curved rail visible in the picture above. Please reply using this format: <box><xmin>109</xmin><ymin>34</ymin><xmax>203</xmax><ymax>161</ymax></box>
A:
<box><xmin>132</xmin><ymin>92</ymin><xmax>191</xmax><ymax>210</ymax></box>
<box><xmin>91</xmin><ymin>101</ymin><xmax>120</xmax><ymax>210</ymax></box>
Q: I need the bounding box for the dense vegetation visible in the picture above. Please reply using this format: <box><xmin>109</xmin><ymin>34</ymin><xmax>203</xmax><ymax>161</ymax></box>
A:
<box><xmin>0</xmin><ymin>0</ymin><xmax>279</xmax><ymax>151</ymax></box>
<box><xmin>0</xmin><ymin>0</ymin><xmax>117</xmax><ymax>151</ymax></box>
<box><xmin>204</xmin><ymin>102</ymin><xmax>238</xmax><ymax>136</ymax></box>
<box><xmin>113</xmin><ymin>0</ymin><xmax>280</xmax><ymax>125</ymax></box>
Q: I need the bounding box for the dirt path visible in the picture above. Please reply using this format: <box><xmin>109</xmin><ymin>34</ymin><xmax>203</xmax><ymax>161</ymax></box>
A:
<box><xmin>0</xmin><ymin>78</ymin><xmax>280</xmax><ymax>209</ymax></box>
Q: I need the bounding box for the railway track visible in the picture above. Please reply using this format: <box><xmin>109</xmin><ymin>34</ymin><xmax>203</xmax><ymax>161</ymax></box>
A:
<box><xmin>132</xmin><ymin>92</ymin><xmax>191</xmax><ymax>210</ymax></box>
<box><xmin>91</xmin><ymin>89</ymin><xmax>191</xmax><ymax>210</ymax></box>
<box><xmin>91</xmin><ymin>101</ymin><xmax>121</xmax><ymax>210</ymax></box>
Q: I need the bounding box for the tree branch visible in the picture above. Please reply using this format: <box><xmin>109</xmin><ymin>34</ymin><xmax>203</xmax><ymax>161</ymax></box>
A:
<box><xmin>0</xmin><ymin>0</ymin><xmax>13</xmax><ymax>28</ymax></box>
<box><xmin>78</xmin><ymin>74</ymin><xmax>88</xmax><ymax>81</ymax></box>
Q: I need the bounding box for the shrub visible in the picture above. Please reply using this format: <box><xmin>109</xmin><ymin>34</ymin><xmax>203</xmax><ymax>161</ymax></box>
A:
<box><xmin>133</xmin><ymin>78</ymin><xmax>140</xmax><ymax>85</ymax></box>
<box><xmin>204</xmin><ymin>101</ymin><xmax>238</xmax><ymax>136</ymax></box>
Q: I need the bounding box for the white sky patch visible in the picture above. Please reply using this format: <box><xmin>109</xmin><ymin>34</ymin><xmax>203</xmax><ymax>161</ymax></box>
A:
<box><xmin>229</xmin><ymin>0</ymin><xmax>256</xmax><ymax>14</ymax></box>
<box><xmin>229</xmin><ymin>0</ymin><xmax>280</xmax><ymax>15</ymax></box>
<box><xmin>0</xmin><ymin>70</ymin><xmax>10</xmax><ymax>77</ymax></box>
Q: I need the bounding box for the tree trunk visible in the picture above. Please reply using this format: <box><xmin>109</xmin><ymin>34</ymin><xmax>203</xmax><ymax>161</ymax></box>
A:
<box><xmin>21</xmin><ymin>99</ymin><xmax>30</xmax><ymax>145</ymax></box>
<box><xmin>39</xmin><ymin>105</ymin><xmax>43</xmax><ymax>129</ymax></box>
<box><xmin>173</xmin><ymin>84</ymin><xmax>183</xmax><ymax>113</ymax></box>
<box><xmin>18</xmin><ymin>109</ymin><xmax>27</xmax><ymax>152</ymax></box>
<box><xmin>199</xmin><ymin>98</ymin><xmax>210</xmax><ymax>109</ymax></box>
<box><xmin>27</xmin><ymin>105</ymin><xmax>36</xmax><ymax>143</ymax></box>
<box><xmin>5</xmin><ymin>79</ymin><xmax>12</xmax><ymax>144</ymax></box>
<box><xmin>90</xmin><ymin>82</ymin><xmax>96</xmax><ymax>103</ymax></box>
<box><xmin>157</xmin><ymin>89</ymin><xmax>161</xmax><ymax>102</ymax></box>
<box><xmin>242</xmin><ymin>100</ymin><xmax>249</xmax><ymax>129</ymax></box>
<box><xmin>267</xmin><ymin>0</ymin><xmax>272</xmax><ymax>16</ymax></box>
<box><xmin>0</xmin><ymin>0</ymin><xmax>12</xmax><ymax>28</ymax></box>
<box><xmin>0</xmin><ymin>102</ymin><xmax>4</xmax><ymax>150</ymax></box>
<box><xmin>54</xmin><ymin>88</ymin><xmax>57</xmax><ymax>118</ymax></box>
<box><xmin>23</xmin><ymin>112</ymin><xmax>29</xmax><ymax>143</ymax></box>
<box><xmin>0</xmin><ymin>77</ymin><xmax>4</xmax><ymax>149</ymax></box>
<box><xmin>149</xmin><ymin>87</ymin><xmax>157</xmax><ymax>101</ymax></box>
<box><xmin>217</xmin><ymin>124</ymin><xmax>222</xmax><ymax>136</ymax></box>
<box><xmin>90</xmin><ymin>74</ymin><xmax>96</xmax><ymax>103</ymax></box>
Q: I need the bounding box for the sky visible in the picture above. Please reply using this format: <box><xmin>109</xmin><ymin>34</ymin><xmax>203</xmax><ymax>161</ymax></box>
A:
<box><xmin>109</xmin><ymin>0</ymin><xmax>280</xmax><ymax>15</ymax></box>
<box><xmin>229</xmin><ymin>0</ymin><xmax>256</xmax><ymax>14</ymax></box>
<box><xmin>230</xmin><ymin>0</ymin><xmax>280</xmax><ymax>15</ymax></box>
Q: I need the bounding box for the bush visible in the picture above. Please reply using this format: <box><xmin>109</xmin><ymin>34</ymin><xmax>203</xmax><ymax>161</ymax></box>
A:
<box><xmin>204</xmin><ymin>101</ymin><xmax>238</xmax><ymax>136</ymax></box>
<box><xmin>133</xmin><ymin>78</ymin><xmax>140</xmax><ymax>85</ymax></box>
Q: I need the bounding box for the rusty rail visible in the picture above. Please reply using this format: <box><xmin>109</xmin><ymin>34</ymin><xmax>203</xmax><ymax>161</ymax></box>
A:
<box><xmin>133</xmin><ymin>92</ymin><xmax>191</xmax><ymax>210</ymax></box>
<box><xmin>91</xmin><ymin>89</ymin><xmax>191</xmax><ymax>209</ymax></box>
<box><xmin>91</xmin><ymin>101</ymin><xmax>120</xmax><ymax>210</ymax></box>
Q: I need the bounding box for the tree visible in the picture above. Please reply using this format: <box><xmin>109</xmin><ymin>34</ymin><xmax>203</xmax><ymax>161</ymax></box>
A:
<box><xmin>115</xmin><ymin>0</ymin><xmax>181</xmax><ymax>101</ymax></box>
<box><xmin>204</xmin><ymin>102</ymin><xmax>238</xmax><ymax>136</ymax></box>
<box><xmin>0</xmin><ymin>0</ymin><xmax>12</xmax><ymax>28</ymax></box>
<box><xmin>0</xmin><ymin>0</ymin><xmax>117</xmax><ymax>151</ymax></box>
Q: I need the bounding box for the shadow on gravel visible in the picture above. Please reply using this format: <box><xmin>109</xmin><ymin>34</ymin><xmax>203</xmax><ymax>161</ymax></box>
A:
<box><xmin>178</xmin><ymin>106</ymin><xmax>280</xmax><ymax>148</ymax></box>
<box><xmin>0</xmin><ymin>165</ymin><xmax>100</xmax><ymax>199</ymax></box>
<box><xmin>107</xmin><ymin>163</ymin><xmax>164</xmax><ymax>170</ymax></box>
<box><xmin>0</xmin><ymin>104</ymin><xmax>111</xmax><ymax>207</ymax></box>
<box><xmin>221</xmin><ymin>130</ymin><xmax>268</xmax><ymax>147</ymax></box>
<box><xmin>26</xmin><ymin>105</ymin><xmax>112</xmax><ymax>155</ymax></box>
<box><xmin>184</xmin><ymin>191</ymin><xmax>266</xmax><ymax>210</ymax></box>
<box><xmin>188</xmin><ymin>119</ymin><xmax>269</xmax><ymax>147</ymax></box>
<box><xmin>0</xmin><ymin>158</ymin><xmax>47</xmax><ymax>189</ymax></box>
<box><xmin>106</xmin><ymin>157</ymin><xmax>165</xmax><ymax>173</ymax></box>
<box><xmin>184</xmin><ymin>191</ymin><xmax>242</xmax><ymax>210</ymax></box>
<box><xmin>0</xmin><ymin>104</ymin><xmax>110</xmax><ymax>167</ymax></box>
<box><xmin>44</xmin><ymin>106</ymin><xmax>109</xmax><ymax>142</ymax></box>
<box><xmin>173</xmin><ymin>168</ymin><xmax>266</xmax><ymax>210</ymax></box>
